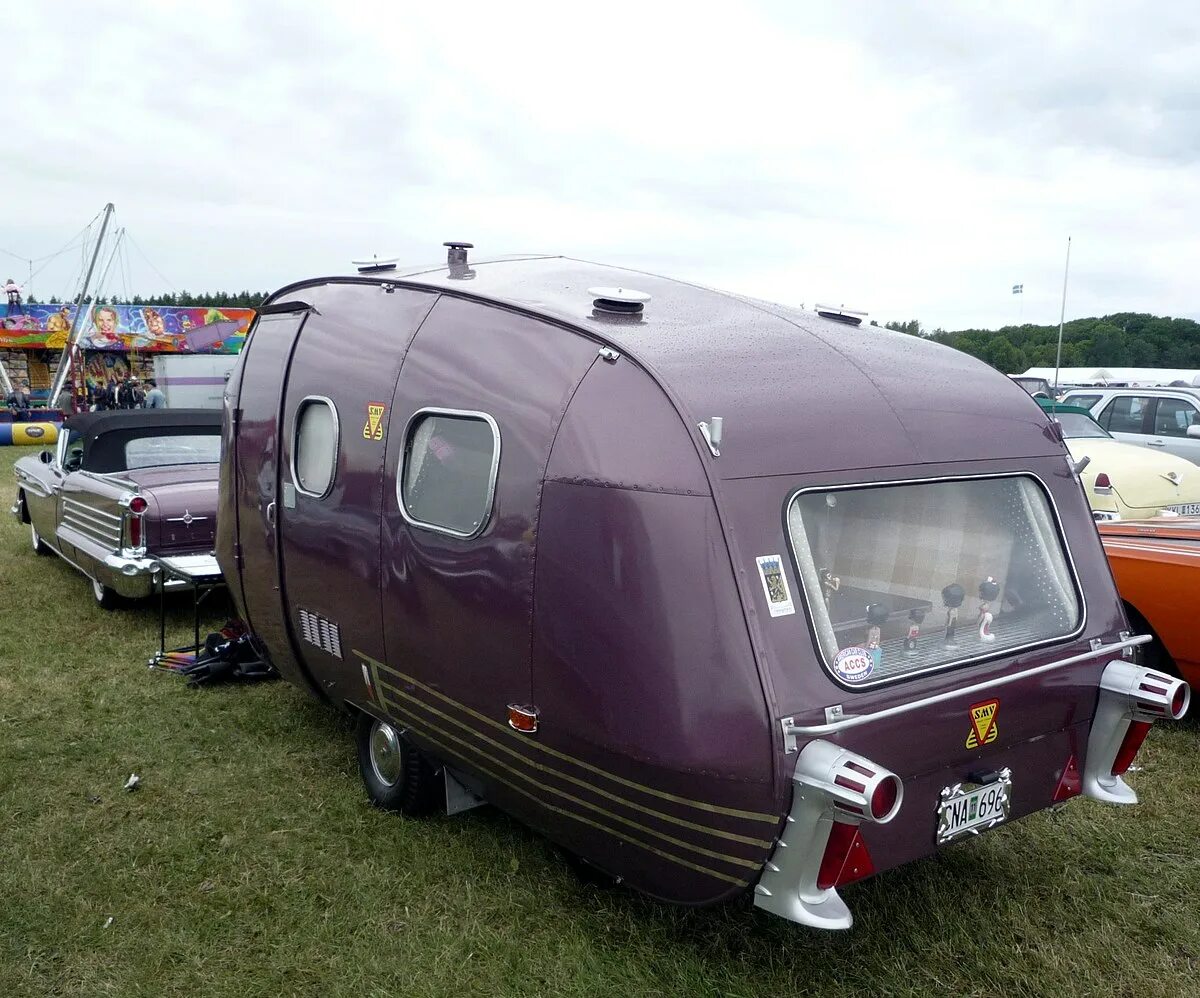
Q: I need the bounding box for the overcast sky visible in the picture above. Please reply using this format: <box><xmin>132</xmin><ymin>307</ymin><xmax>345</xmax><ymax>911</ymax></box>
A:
<box><xmin>5</xmin><ymin>1</ymin><xmax>1198</xmax><ymax>330</ymax></box>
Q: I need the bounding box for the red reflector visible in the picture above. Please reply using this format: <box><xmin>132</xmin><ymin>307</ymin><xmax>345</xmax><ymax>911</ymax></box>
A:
<box><xmin>1171</xmin><ymin>685</ymin><xmax>1187</xmax><ymax>718</ymax></box>
<box><xmin>129</xmin><ymin>515</ymin><xmax>141</xmax><ymax>548</ymax></box>
<box><xmin>817</xmin><ymin>822</ymin><xmax>876</xmax><ymax>890</ymax></box>
<box><xmin>1094</xmin><ymin>473</ymin><xmax>1112</xmax><ymax>489</ymax></box>
<box><xmin>507</xmin><ymin>704</ymin><xmax>538</xmax><ymax>733</ymax></box>
<box><xmin>1112</xmin><ymin>720</ymin><xmax>1152</xmax><ymax>776</ymax></box>
<box><xmin>129</xmin><ymin>496</ymin><xmax>149</xmax><ymax>514</ymax></box>
<box><xmin>1052</xmin><ymin>753</ymin><xmax>1082</xmax><ymax>802</ymax></box>
<box><xmin>870</xmin><ymin>776</ymin><xmax>899</xmax><ymax>820</ymax></box>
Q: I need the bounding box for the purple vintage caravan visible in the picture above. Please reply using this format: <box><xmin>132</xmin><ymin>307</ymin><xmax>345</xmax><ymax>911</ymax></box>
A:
<box><xmin>216</xmin><ymin>246</ymin><xmax>1189</xmax><ymax>929</ymax></box>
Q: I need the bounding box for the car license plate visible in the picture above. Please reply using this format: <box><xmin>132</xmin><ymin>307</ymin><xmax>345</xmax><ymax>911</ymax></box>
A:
<box><xmin>936</xmin><ymin>769</ymin><xmax>1012</xmax><ymax>845</ymax></box>
<box><xmin>1165</xmin><ymin>503</ymin><xmax>1200</xmax><ymax>516</ymax></box>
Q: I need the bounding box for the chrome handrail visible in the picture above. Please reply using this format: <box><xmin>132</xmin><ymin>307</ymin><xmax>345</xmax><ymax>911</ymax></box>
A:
<box><xmin>781</xmin><ymin>634</ymin><xmax>1152</xmax><ymax>746</ymax></box>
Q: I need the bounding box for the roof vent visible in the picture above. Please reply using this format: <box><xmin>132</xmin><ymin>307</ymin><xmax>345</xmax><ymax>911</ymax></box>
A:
<box><xmin>815</xmin><ymin>303</ymin><xmax>867</xmax><ymax>326</ymax></box>
<box><xmin>589</xmin><ymin>287</ymin><xmax>650</xmax><ymax>315</ymax></box>
<box><xmin>444</xmin><ymin>241</ymin><xmax>476</xmax><ymax>280</ymax></box>
<box><xmin>352</xmin><ymin>253</ymin><xmax>400</xmax><ymax>274</ymax></box>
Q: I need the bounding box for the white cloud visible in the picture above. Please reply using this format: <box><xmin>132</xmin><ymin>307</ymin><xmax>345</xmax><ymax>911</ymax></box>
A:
<box><xmin>4</xmin><ymin>0</ymin><xmax>1198</xmax><ymax>330</ymax></box>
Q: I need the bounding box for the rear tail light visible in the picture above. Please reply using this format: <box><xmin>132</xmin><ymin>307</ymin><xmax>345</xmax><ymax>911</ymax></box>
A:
<box><xmin>128</xmin><ymin>495</ymin><xmax>148</xmax><ymax>514</ymax></box>
<box><xmin>753</xmin><ymin>740</ymin><xmax>903</xmax><ymax>930</ymax></box>
<box><xmin>1094</xmin><ymin>472</ymin><xmax>1113</xmax><ymax>492</ymax></box>
<box><xmin>1084</xmin><ymin>659</ymin><xmax>1190</xmax><ymax>804</ymax></box>
<box><xmin>1110</xmin><ymin>720</ymin><xmax>1151</xmax><ymax>777</ymax></box>
<box><xmin>128</xmin><ymin>514</ymin><xmax>142</xmax><ymax>548</ymax></box>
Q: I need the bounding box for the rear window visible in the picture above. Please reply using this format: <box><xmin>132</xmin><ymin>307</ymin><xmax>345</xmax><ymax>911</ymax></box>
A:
<box><xmin>786</xmin><ymin>476</ymin><xmax>1082</xmax><ymax>688</ymax></box>
<box><xmin>124</xmin><ymin>433</ymin><xmax>221</xmax><ymax>470</ymax></box>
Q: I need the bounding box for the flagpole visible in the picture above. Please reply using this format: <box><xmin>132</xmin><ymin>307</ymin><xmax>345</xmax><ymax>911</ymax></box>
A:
<box><xmin>1053</xmin><ymin>237</ymin><xmax>1072</xmax><ymax>393</ymax></box>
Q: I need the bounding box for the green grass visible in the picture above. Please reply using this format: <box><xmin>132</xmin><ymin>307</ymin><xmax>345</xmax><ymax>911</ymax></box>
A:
<box><xmin>1</xmin><ymin>443</ymin><xmax>1198</xmax><ymax>997</ymax></box>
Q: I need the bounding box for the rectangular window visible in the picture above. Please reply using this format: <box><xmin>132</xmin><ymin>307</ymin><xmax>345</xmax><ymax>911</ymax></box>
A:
<box><xmin>1063</xmin><ymin>393</ymin><xmax>1101</xmax><ymax>410</ymax></box>
<box><xmin>786</xmin><ymin>476</ymin><xmax>1082</xmax><ymax>688</ymax></box>
<box><xmin>124</xmin><ymin>433</ymin><xmax>221</xmax><ymax>470</ymax></box>
<box><xmin>399</xmin><ymin>409</ymin><xmax>499</xmax><ymax>538</ymax></box>
<box><xmin>1153</xmin><ymin>397</ymin><xmax>1199</xmax><ymax>437</ymax></box>
<box><xmin>1101</xmin><ymin>396</ymin><xmax>1151</xmax><ymax>434</ymax></box>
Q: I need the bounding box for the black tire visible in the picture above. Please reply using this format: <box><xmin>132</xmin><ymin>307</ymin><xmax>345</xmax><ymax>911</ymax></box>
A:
<box><xmin>355</xmin><ymin>712</ymin><xmax>437</xmax><ymax>816</ymax></box>
<box><xmin>22</xmin><ymin>495</ymin><xmax>51</xmax><ymax>556</ymax></box>
<box><xmin>1124</xmin><ymin>602</ymin><xmax>1176</xmax><ymax>677</ymax></box>
<box><xmin>91</xmin><ymin>576</ymin><xmax>121</xmax><ymax>610</ymax></box>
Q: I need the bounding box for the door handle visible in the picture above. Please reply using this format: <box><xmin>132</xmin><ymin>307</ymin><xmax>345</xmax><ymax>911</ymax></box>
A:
<box><xmin>266</xmin><ymin>500</ymin><xmax>277</xmax><ymax>527</ymax></box>
<box><xmin>1147</xmin><ymin>439</ymin><xmax>1166</xmax><ymax>447</ymax></box>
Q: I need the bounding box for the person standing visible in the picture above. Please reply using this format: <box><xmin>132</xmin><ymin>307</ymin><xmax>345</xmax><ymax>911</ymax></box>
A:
<box><xmin>144</xmin><ymin>379</ymin><xmax>166</xmax><ymax>408</ymax></box>
<box><xmin>4</xmin><ymin>278</ymin><xmax>24</xmax><ymax>317</ymax></box>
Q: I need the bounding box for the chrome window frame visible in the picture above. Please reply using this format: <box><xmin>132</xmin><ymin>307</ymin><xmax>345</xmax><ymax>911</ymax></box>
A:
<box><xmin>783</xmin><ymin>471</ymin><xmax>1088</xmax><ymax>692</ymax></box>
<box><xmin>290</xmin><ymin>395</ymin><xmax>340</xmax><ymax>500</ymax></box>
<box><xmin>397</xmin><ymin>407</ymin><xmax>501</xmax><ymax>540</ymax></box>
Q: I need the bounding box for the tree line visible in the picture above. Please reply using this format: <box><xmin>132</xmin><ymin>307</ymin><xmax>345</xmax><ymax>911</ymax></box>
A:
<box><xmin>878</xmin><ymin>313</ymin><xmax>1200</xmax><ymax>373</ymax></box>
<box><xmin>24</xmin><ymin>290</ymin><xmax>269</xmax><ymax>308</ymax></box>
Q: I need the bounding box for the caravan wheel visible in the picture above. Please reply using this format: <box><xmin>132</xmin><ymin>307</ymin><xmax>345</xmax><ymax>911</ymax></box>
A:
<box><xmin>355</xmin><ymin>713</ymin><xmax>437</xmax><ymax>816</ymax></box>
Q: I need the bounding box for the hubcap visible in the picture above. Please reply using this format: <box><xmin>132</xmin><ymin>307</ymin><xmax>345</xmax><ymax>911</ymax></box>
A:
<box><xmin>369</xmin><ymin>720</ymin><xmax>403</xmax><ymax>787</ymax></box>
<box><xmin>30</xmin><ymin>522</ymin><xmax>39</xmax><ymax>549</ymax></box>
<box><xmin>92</xmin><ymin>578</ymin><xmax>105</xmax><ymax>602</ymax></box>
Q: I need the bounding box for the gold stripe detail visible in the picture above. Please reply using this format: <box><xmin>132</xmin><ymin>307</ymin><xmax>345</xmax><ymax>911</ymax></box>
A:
<box><xmin>356</xmin><ymin>650</ymin><xmax>777</xmax><ymax>824</ymax></box>
<box><xmin>383</xmin><ymin>702</ymin><xmax>750</xmax><ymax>887</ymax></box>
<box><xmin>376</xmin><ymin>677</ymin><xmax>772</xmax><ymax>850</ymax></box>
<box><xmin>379</xmin><ymin>688</ymin><xmax>762</xmax><ymax>869</ymax></box>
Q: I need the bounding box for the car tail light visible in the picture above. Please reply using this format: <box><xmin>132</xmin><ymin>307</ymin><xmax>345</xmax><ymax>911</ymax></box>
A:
<box><xmin>128</xmin><ymin>514</ymin><xmax>142</xmax><ymax>548</ymax></box>
<box><xmin>1094</xmin><ymin>472</ymin><xmax>1112</xmax><ymax>492</ymax></box>
<box><xmin>506</xmin><ymin>704</ymin><xmax>538</xmax><ymax>733</ymax></box>
<box><xmin>1110</xmin><ymin>720</ymin><xmax>1151</xmax><ymax>777</ymax></box>
<box><xmin>1084</xmin><ymin>659</ymin><xmax>1190</xmax><ymax>804</ymax></box>
<box><xmin>128</xmin><ymin>495</ymin><xmax>149</xmax><ymax>514</ymax></box>
<box><xmin>816</xmin><ymin>821</ymin><xmax>876</xmax><ymax>890</ymax></box>
<box><xmin>753</xmin><ymin>740</ymin><xmax>903</xmax><ymax>930</ymax></box>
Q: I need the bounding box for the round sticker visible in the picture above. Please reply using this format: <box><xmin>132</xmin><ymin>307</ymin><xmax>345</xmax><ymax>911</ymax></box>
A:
<box><xmin>25</xmin><ymin>426</ymin><xmax>44</xmax><ymax>438</ymax></box>
<box><xmin>834</xmin><ymin>646</ymin><xmax>874</xmax><ymax>684</ymax></box>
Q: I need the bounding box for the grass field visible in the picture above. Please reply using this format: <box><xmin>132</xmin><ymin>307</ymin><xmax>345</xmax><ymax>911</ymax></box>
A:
<box><xmin>1</xmin><ymin>444</ymin><xmax>1198</xmax><ymax>997</ymax></box>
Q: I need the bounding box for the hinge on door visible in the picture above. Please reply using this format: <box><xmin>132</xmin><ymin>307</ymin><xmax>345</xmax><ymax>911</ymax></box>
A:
<box><xmin>234</xmin><ymin>542</ymin><xmax>244</xmax><ymax>570</ymax></box>
<box><xmin>232</xmin><ymin>407</ymin><xmax>243</xmax><ymax>428</ymax></box>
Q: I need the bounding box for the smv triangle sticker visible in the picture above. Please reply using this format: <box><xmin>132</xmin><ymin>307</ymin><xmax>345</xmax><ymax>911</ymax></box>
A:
<box><xmin>965</xmin><ymin>699</ymin><xmax>999</xmax><ymax>749</ymax></box>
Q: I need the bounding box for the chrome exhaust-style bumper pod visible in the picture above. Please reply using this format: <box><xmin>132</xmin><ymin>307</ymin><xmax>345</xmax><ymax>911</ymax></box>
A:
<box><xmin>756</xmin><ymin>657</ymin><xmax>1189</xmax><ymax>930</ymax></box>
<box><xmin>753</xmin><ymin>740</ymin><xmax>902</xmax><ymax>930</ymax></box>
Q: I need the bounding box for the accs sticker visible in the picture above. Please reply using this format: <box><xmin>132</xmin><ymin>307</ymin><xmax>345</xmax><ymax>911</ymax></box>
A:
<box><xmin>834</xmin><ymin>646</ymin><xmax>874</xmax><ymax>684</ymax></box>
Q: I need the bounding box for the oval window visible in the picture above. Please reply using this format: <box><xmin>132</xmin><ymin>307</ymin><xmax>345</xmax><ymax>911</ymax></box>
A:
<box><xmin>293</xmin><ymin>398</ymin><xmax>338</xmax><ymax>497</ymax></box>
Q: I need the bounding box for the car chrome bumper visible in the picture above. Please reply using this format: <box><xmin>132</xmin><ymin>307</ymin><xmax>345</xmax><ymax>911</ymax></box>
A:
<box><xmin>101</xmin><ymin>551</ymin><xmax>221</xmax><ymax>598</ymax></box>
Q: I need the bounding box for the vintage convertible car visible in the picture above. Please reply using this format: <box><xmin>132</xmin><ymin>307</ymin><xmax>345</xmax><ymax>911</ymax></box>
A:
<box><xmin>1100</xmin><ymin>517</ymin><xmax>1200</xmax><ymax>687</ymax></box>
<box><xmin>11</xmin><ymin>409</ymin><xmax>222</xmax><ymax>607</ymax></box>
<box><xmin>1039</xmin><ymin>400</ymin><xmax>1200</xmax><ymax>521</ymax></box>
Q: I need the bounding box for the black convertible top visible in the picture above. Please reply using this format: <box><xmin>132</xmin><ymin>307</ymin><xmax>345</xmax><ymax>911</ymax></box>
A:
<box><xmin>63</xmin><ymin>409</ymin><xmax>222</xmax><ymax>473</ymax></box>
<box><xmin>63</xmin><ymin>408</ymin><xmax>222</xmax><ymax>436</ymax></box>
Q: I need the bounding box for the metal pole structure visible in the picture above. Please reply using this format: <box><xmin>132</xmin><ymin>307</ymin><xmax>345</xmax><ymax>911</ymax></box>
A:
<box><xmin>1053</xmin><ymin>237</ymin><xmax>1072</xmax><ymax>393</ymax></box>
<box><xmin>49</xmin><ymin>202</ymin><xmax>114</xmax><ymax>408</ymax></box>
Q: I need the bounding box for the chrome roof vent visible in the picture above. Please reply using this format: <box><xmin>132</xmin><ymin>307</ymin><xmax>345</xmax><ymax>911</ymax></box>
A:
<box><xmin>444</xmin><ymin>241</ymin><xmax>476</xmax><ymax>280</ymax></box>
<box><xmin>815</xmin><ymin>303</ymin><xmax>868</xmax><ymax>326</ymax></box>
<box><xmin>352</xmin><ymin>253</ymin><xmax>400</xmax><ymax>274</ymax></box>
<box><xmin>588</xmin><ymin>287</ymin><xmax>650</xmax><ymax>315</ymax></box>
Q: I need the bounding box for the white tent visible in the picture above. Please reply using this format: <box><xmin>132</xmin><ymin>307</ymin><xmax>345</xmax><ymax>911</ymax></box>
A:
<box><xmin>1019</xmin><ymin>366</ymin><xmax>1200</xmax><ymax>388</ymax></box>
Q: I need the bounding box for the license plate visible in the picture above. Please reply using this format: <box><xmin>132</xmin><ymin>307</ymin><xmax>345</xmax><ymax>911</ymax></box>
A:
<box><xmin>936</xmin><ymin>769</ymin><xmax>1012</xmax><ymax>845</ymax></box>
<box><xmin>1165</xmin><ymin>503</ymin><xmax>1200</xmax><ymax>516</ymax></box>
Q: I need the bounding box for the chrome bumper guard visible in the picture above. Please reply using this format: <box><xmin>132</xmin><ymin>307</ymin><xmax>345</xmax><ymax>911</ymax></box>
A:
<box><xmin>1083</xmin><ymin>660</ymin><xmax>1190</xmax><ymax>804</ymax></box>
<box><xmin>753</xmin><ymin>740</ymin><xmax>902</xmax><ymax>930</ymax></box>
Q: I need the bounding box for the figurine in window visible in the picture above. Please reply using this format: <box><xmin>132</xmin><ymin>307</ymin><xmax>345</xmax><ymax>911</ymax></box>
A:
<box><xmin>942</xmin><ymin>583</ymin><xmax>965</xmax><ymax>648</ymax></box>
<box><xmin>903</xmin><ymin>607</ymin><xmax>926</xmax><ymax>655</ymax></box>
<box><xmin>819</xmin><ymin>568</ymin><xmax>840</xmax><ymax>611</ymax></box>
<box><xmin>978</xmin><ymin>576</ymin><xmax>1000</xmax><ymax>642</ymax></box>
<box><xmin>865</xmin><ymin>603</ymin><xmax>889</xmax><ymax>668</ymax></box>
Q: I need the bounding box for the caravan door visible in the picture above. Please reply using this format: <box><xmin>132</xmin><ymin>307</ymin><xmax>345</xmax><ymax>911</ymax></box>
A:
<box><xmin>275</xmin><ymin>282</ymin><xmax>438</xmax><ymax>698</ymax></box>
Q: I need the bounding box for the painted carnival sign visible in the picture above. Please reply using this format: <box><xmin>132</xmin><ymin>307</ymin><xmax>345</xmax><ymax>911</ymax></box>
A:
<box><xmin>0</xmin><ymin>304</ymin><xmax>255</xmax><ymax>353</ymax></box>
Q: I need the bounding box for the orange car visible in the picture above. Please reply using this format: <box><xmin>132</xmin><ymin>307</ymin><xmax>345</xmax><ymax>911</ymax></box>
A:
<box><xmin>1100</xmin><ymin>517</ymin><xmax>1200</xmax><ymax>686</ymax></box>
